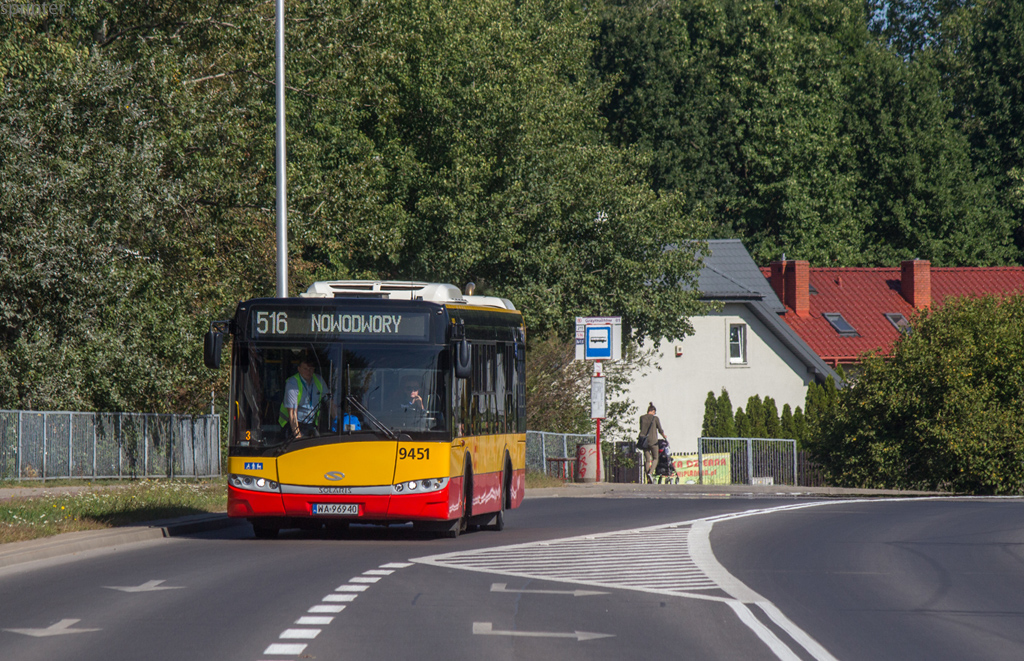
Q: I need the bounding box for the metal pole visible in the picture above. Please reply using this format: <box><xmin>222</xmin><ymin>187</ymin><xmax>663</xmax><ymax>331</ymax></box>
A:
<box><xmin>68</xmin><ymin>413</ymin><xmax>73</xmax><ymax>478</ymax></box>
<box><xmin>746</xmin><ymin>438</ymin><xmax>753</xmax><ymax>485</ymax></box>
<box><xmin>792</xmin><ymin>439</ymin><xmax>798</xmax><ymax>486</ymax></box>
<box><xmin>42</xmin><ymin>413</ymin><xmax>47</xmax><ymax>481</ymax></box>
<box><xmin>17</xmin><ymin>411</ymin><xmax>22</xmax><ymax>481</ymax></box>
<box><xmin>92</xmin><ymin>413</ymin><xmax>97</xmax><ymax>479</ymax></box>
<box><xmin>275</xmin><ymin>0</ymin><xmax>288</xmax><ymax>298</ymax></box>
<box><xmin>144</xmin><ymin>414</ymin><xmax>149</xmax><ymax>479</ymax></box>
<box><xmin>698</xmin><ymin>437</ymin><xmax>703</xmax><ymax>485</ymax></box>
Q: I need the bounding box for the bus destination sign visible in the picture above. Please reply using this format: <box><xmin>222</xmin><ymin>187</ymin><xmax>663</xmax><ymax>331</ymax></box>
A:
<box><xmin>250</xmin><ymin>307</ymin><xmax>430</xmax><ymax>340</ymax></box>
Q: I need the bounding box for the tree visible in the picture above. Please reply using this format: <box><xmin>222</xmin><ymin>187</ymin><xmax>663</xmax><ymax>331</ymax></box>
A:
<box><xmin>812</xmin><ymin>295</ymin><xmax>1024</xmax><ymax>493</ymax></box>
<box><xmin>734</xmin><ymin>406</ymin><xmax>752</xmax><ymax>438</ymax></box>
<box><xmin>763</xmin><ymin>396</ymin><xmax>781</xmax><ymax>439</ymax></box>
<box><xmin>746</xmin><ymin>395</ymin><xmax>767</xmax><ymax>438</ymax></box>
<box><xmin>716</xmin><ymin>388</ymin><xmax>736</xmax><ymax>437</ymax></box>
<box><xmin>780</xmin><ymin>403</ymin><xmax>796</xmax><ymax>439</ymax></box>
<box><xmin>701</xmin><ymin>391</ymin><xmax>718</xmax><ymax>437</ymax></box>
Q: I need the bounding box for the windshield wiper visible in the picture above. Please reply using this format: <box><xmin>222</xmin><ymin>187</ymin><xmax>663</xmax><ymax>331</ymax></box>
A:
<box><xmin>345</xmin><ymin>395</ymin><xmax>397</xmax><ymax>440</ymax></box>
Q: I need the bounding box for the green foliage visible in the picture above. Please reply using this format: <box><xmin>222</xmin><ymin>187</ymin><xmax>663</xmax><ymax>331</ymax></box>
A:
<box><xmin>763</xmin><ymin>396</ymin><xmax>781</xmax><ymax>439</ymax></box>
<box><xmin>810</xmin><ymin>295</ymin><xmax>1024</xmax><ymax>493</ymax></box>
<box><xmin>525</xmin><ymin>334</ymin><xmax>591</xmax><ymax>434</ymax></box>
<box><xmin>701</xmin><ymin>391</ymin><xmax>717</xmax><ymax>437</ymax></box>
<box><xmin>734</xmin><ymin>407</ymin><xmax>752</xmax><ymax>438</ymax></box>
<box><xmin>594</xmin><ymin>0</ymin><xmax>1022</xmax><ymax>266</ymax></box>
<box><xmin>745</xmin><ymin>395</ymin><xmax>767</xmax><ymax>438</ymax></box>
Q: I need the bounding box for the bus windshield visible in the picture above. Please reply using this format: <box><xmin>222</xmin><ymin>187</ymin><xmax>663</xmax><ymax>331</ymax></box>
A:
<box><xmin>230</xmin><ymin>343</ymin><xmax>447</xmax><ymax>448</ymax></box>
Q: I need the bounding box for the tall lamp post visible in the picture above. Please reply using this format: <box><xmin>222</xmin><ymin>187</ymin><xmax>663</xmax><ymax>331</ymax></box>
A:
<box><xmin>275</xmin><ymin>0</ymin><xmax>288</xmax><ymax>298</ymax></box>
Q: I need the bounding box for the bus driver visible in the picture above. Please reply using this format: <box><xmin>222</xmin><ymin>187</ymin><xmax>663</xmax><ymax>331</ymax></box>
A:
<box><xmin>279</xmin><ymin>356</ymin><xmax>330</xmax><ymax>439</ymax></box>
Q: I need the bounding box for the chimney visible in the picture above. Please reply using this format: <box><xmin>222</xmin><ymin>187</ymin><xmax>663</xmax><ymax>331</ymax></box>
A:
<box><xmin>769</xmin><ymin>261</ymin><xmax>787</xmax><ymax>303</ymax></box>
<box><xmin>785</xmin><ymin>260</ymin><xmax>810</xmax><ymax>317</ymax></box>
<box><xmin>901</xmin><ymin>260</ymin><xmax>931</xmax><ymax>309</ymax></box>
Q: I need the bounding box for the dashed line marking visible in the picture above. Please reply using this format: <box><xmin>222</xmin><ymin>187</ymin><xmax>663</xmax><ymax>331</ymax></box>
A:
<box><xmin>279</xmin><ymin>629</ymin><xmax>320</xmax><ymax>640</ymax></box>
<box><xmin>308</xmin><ymin>604</ymin><xmax>346</xmax><ymax>613</ymax></box>
<box><xmin>262</xmin><ymin>643</ymin><xmax>306</xmax><ymax>655</ymax></box>
<box><xmin>256</xmin><ymin>562</ymin><xmax>414</xmax><ymax>659</ymax></box>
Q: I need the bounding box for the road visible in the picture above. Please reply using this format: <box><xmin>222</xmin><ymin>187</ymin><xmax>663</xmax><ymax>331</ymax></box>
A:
<box><xmin>1</xmin><ymin>494</ymin><xmax>1022</xmax><ymax>660</ymax></box>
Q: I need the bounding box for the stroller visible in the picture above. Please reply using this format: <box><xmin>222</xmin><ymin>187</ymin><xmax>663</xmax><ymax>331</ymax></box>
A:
<box><xmin>654</xmin><ymin>438</ymin><xmax>678</xmax><ymax>481</ymax></box>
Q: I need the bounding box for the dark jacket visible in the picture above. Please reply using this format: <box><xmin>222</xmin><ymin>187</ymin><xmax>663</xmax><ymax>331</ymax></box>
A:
<box><xmin>638</xmin><ymin>413</ymin><xmax>665</xmax><ymax>448</ymax></box>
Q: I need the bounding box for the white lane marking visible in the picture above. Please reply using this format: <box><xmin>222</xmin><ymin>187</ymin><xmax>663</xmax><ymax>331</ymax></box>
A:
<box><xmin>490</xmin><ymin>582</ymin><xmax>608</xmax><ymax>597</ymax></box>
<box><xmin>263</xmin><ymin>643</ymin><xmax>307</xmax><ymax>655</ymax></box>
<box><xmin>688</xmin><ymin>513</ymin><xmax>841</xmax><ymax>661</ymax></box>
<box><xmin>322</xmin><ymin>594</ymin><xmax>358</xmax><ymax>602</ymax></box>
<box><xmin>380</xmin><ymin>562</ymin><xmax>413</xmax><ymax>568</ymax></box>
<box><xmin>3</xmin><ymin>618</ymin><xmax>101</xmax><ymax>637</ymax></box>
<box><xmin>362</xmin><ymin>569</ymin><xmax>395</xmax><ymax>576</ymax></box>
<box><xmin>473</xmin><ymin>621</ymin><xmax>613</xmax><ymax>641</ymax></box>
<box><xmin>415</xmin><ymin>501</ymin><xmax>853</xmax><ymax>661</ymax></box>
<box><xmin>726</xmin><ymin>601</ymin><xmax>803</xmax><ymax>661</ymax></box>
<box><xmin>335</xmin><ymin>584</ymin><xmax>368</xmax><ymax>592</ymax></box>
<box><xmin>308</xmin><ymin>604</ymin><xmax>346</xmax><ymax>613</ymax></box>
<box><xmin>103</xmin><ymin>579</ymin><xmax>184</xmax><ymax>593</ymax></box>
<box><xmin>296</xmin><ymin>616</ymin><xmax>334</xmax><ymax>625</ymax></box>
<box><xmin>349</xmin><ymin>576</ymin><xmax>381</xmax><ymax>584</ymax></box>
<box><xmin>280</xmin><ymin>629</ymin><xmax>320</xmax><ymax>640</ymax></box>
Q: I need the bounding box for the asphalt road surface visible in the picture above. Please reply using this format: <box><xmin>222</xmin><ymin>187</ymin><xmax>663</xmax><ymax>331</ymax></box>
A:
<box><xmin>1</xmin><ymin>494</ymin><xmax>1022</xmax><ymax>661</ymax></box>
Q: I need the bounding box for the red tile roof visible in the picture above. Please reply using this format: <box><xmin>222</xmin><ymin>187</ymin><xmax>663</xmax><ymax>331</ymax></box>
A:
<box><xmin>759</xmin><ymin>265</ymin><xmax>1024</xmax><ymax>365</ymax></box>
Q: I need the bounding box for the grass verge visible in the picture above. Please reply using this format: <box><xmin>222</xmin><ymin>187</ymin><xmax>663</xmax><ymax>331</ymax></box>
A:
<box><xmin>0</xmin><ymin>479</ymin><xmax>226</xmax><ymax>545</ymax></box>
<box><xmin>525</xmin><ymin>471</ymin><xmax>569</xmax><ymax>489</ymax></box>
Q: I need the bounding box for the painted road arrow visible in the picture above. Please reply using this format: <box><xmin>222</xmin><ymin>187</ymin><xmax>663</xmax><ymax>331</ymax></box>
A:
<box><xmin>473</xmin><ymin>622</ymin><xmax>613</xmax><ymax>641</ymax></box>
<box><xmin>490</xmin><ymin>582</ymin><xmax>608</xmax><ymax>597</ymax></box>
<box><xmin>103</xmin><ymin>579</ymin><xmax>184</xmax><ymax>593</ymax></box>
<box><xmin>4</xmin><ymin>619</ymin><xmax>101</xmax><ymax>637</ymax></box>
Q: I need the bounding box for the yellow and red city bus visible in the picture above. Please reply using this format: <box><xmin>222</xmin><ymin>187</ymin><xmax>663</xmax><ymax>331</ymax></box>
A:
<box><xmin>204</xmin><ymin>281</ymin><xmax>526</xmax><ymax>538</ymax></box>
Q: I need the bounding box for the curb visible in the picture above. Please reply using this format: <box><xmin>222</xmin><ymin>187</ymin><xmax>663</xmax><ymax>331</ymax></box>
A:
<box><xmin>0</xmin><ymin>514</ymin><xmax>244</xmax><ymax>570</ymax></box>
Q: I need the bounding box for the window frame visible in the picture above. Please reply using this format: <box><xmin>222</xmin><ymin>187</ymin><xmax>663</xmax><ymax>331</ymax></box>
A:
<box><xmin>728</xmin><ymin>323</ymin><xmax>747</xmax><ymax>365</ymax></box>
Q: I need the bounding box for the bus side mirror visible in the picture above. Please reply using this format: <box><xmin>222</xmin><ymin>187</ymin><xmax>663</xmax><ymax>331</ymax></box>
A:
<box><xmin>454</xmin><ymin>339</ymin><xmax>472</xmax><ymax>379</ymax></box>
<box><xmin>204</xmin><ymin>331</ymin><xmax>225</xmax><ymax>369</ymax></box>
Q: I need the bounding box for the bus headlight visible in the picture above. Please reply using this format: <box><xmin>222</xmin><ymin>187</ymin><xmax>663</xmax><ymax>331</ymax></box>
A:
<box><xmin>392</xmin><ymin>477</ymin><xmax>448</xmax><ymax>495</ymax></box>
<box><xmin>230</xmin><ymin>474</ymin><xmax>280</xmax><ymax>493</ymax></box>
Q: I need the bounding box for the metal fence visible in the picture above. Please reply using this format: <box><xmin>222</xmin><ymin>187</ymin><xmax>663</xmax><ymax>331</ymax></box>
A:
<box><xmin>695</xmin><ymin>437</ymin><xmax>798</xmax><ymax>486</ymax></box>
<box><xmin>525</xmin><ymin>430</ymin><xmax>596</xmax><ymax>477</ymax></box>
<box><xmin>0</xmin><ymin>410</ymin><xmax>222</xmax><ymax>481</ymax></box>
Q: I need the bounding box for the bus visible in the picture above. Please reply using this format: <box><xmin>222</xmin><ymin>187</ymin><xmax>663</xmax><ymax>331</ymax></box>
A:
<box><xmin>204</xmin><ymin>281</ymin><xmax>526</xmax><ymax>538</ymax></box>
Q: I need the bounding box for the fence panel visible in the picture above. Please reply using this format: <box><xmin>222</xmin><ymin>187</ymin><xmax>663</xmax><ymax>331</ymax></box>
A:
<box><xmin>0</xmin><ymin>410</ymin><xmax>220</xmax><ymax>481</ymax></box>
<box><xmin>525</xmin><ymin>431</ymin><xmax>596</xmax><ymax>479</ymax></box>
<box><xmin>697</xmin><ymin>437</ymin><xmax>798</xmax><ymax>486</ymax></box>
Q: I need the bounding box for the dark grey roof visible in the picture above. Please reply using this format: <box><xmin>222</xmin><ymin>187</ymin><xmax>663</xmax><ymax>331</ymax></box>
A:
<box><xmin>699</xmin><ymin>239</ymin><xmax>785</xmax><ymax>313</ymax></box>
<box><xmin>698</xmin><ymin>239</ymin><xmax>840</xmax><ymax>385</ymax></box>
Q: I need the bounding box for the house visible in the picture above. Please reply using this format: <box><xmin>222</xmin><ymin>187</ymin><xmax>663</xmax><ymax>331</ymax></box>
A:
<box><xmin>763</xmin><ymin>260</ymin><xmax>1024</xmax><ymax>367</ymax></box>
<box><xmin>622</xmin><ymin>240</ymin><xmax>840</xmax><ymax>453</ymax></box>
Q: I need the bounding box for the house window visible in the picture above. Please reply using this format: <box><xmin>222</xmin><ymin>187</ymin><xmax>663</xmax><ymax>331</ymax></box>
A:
<box><xmin>729</xmin><ymin>324</ymin><xmax>747</xmax><ymax>364</ymax></box>
<box><xmin>884</xmin><ymin>313</ymin><xmax>911</xmax><ymax>334</ymax></box>
<box><xmin>823</xmin><ymin>313</ymin><xmax>859</xmax><ymax>337</ymax></box>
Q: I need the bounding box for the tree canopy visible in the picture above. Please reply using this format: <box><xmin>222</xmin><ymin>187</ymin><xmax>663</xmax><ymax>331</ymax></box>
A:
<box><xmin>2</xmin><ymin>0</ymin><xmax>1022</xmax><ymax>417</ymax></box>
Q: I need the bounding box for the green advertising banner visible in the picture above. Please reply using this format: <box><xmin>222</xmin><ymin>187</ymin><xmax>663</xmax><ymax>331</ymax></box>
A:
<box><xmin>663</xmin><ymin>453</ymin><xmax>732</xmax><ymax>485</ymax></box>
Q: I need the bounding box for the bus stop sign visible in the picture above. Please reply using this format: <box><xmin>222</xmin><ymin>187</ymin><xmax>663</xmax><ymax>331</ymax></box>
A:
<box><xmin>575</xmin><ymin>316</ymin><xmax>622</xmax><ymax>361</ymax></box>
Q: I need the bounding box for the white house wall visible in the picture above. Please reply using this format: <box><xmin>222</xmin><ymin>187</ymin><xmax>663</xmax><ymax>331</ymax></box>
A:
<box><xmin>621</xmin><ymin>304</ymin><xmax>813</xmax><ymax>453</ymax></box>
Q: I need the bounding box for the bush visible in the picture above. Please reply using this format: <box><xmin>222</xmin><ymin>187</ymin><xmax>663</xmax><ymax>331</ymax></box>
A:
<box><xmin>810</xmin><ymin>295</ymin><xmax>1024</xmax><ymax>494</ymax></box>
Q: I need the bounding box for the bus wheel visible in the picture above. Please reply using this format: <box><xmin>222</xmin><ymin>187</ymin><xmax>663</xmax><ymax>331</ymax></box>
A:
<box><xmin>252</xmin><ymin>523</ymin><xmax>279</xmax><ymax>539</ymax></box>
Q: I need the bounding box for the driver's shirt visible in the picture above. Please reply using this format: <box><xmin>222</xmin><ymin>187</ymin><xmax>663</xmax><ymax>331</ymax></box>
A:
<box><xmin>284</xmin><ymin>375</ymin><xmax>322</xmax><ymax>424</ymax></box>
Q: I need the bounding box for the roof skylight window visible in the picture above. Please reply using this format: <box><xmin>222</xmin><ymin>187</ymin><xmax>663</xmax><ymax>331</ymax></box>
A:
<box><xmin>823</xmin><ymin>313</ymin><xmax>859</xmax><ymax>337</ymax></box>
<box><xmin>884</xmin><ymin>313</ymin><xmax>911</xmax><ymax>334</ymax></box>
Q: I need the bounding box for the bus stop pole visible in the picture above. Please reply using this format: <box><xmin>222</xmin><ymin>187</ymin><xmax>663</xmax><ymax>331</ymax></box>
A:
<box><xmin>595</xmin><ymin>360</ymin><xmax>601</xmax><ymax>482</ymax></box>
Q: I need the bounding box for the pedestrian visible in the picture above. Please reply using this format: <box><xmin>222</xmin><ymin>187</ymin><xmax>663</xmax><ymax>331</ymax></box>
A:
<box><xmin>638</xmin><ymin>403</ymin><xmax>667</xmax><ymax>483</ymax></box>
